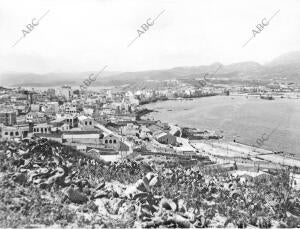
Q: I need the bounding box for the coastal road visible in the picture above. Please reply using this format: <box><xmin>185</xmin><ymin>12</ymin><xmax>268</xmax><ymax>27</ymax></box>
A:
<box><xmin>191</xmin><ymin>140</ymin><xmax>300</xmax><ymax>168</ymax></box>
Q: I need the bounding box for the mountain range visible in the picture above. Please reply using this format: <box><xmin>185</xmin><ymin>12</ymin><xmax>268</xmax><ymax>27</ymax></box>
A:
<box><xmin>1</xmin><ymin>51</ymin><xmax>300</xmax><ymax>87</ymax></box>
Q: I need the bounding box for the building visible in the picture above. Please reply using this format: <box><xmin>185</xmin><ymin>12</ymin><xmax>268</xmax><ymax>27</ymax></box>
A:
<box><xmin>47</xmin><ymin>88</ymin><xmax>56</xmax><ymax>96</ymax></box>
<box><xmin>35</xmin><ymin>132</ymin><xmax>63</xmax><ymax>143</ymax></box>
<box><xmin>33</xmin><ymin>123</ymin><xmax>52</xmax><ymax>134</ymax></box>
<box><xmin>154</xmin><ymin>132</ymin><xmax>177</xmax><ymax>145</ymax></box>
<box><xmin>44</xmin><ymin>102</ymin><xmax>59</xmax><ymax>114</ymax></box>
<box><xmin>16</xmin><ymin>115</ymin><xmax>26</xmax><ymax>125</ymax></box>
<box><xmin>78</xmin><ymin>115</ymin><xmax>95</xmax><ymax>130</ymax></box>
<box><xmin>119</xmin><ymin>141</ymin><xmax>132</xmax><ymax>158</ymax></box>
<box><xmin>61</xmin><ymin>86</ymin><xmax>72</xmax><ymax>101</ymax></box>
<box><xmin>139</xmin><ymin>125</ymin><xmax>151</xmax><ymax>140</ymax></box>
<box><xmin>114</xmin><ymin>114</ymin><xmax>136</xmax><ymax>122</ymax></box>
<box><xmin>26</xmin><ymin>112</ymin><xmax>46</xmax><ymax>123</ymax></box>
<box><xmin>75</xmin><ymin>144</ymin><xmax>87</xmax><ymax>153</ymax></box>
<box><xmin>31</xmin><ymin>104</ymin><xmax>40</xmax><ymax>112</ymax></box>
<box><xmin>0</xmin><ymin>110</ymin><xmax>17</xmax><ymax>126</ymax></box>
<box><xmin>121</xmin><ymin>123</ymin><xmax>139</xmax><ymax>136</ymax></box>
<box><xmin>86</xmin><ymin>148</ymin><xmax>119</xmax><ymax>160</ymax></box>
<box><xmin>83</xmin><ymin>108</ymin><xmax>94</xmax><ymax>116</ymax></box>
<box><xmin>87</xmin><ymin>148</ymin><xmax>100</xmax><ymax>157</ymax></box>
<box><xmin>15</xmin><ymin>105</ymin><xmax>27</xmax><ymax>115</ymax></box>
<box><xmin>50</xmin><ymin>121</ymin><xmax>70</xmax><ymax>132</ymax></box>
<box><xmin>126</xmin><ymin>91</ymin><xmax>139</xmax><ymax>105</ymax></box>
<box><xmin>65</xmin><ymin>106</ymin><xmax>77</xmax><ymax>114</ymax></box>
<box><xmin>62</xmin><ymin>131</ymin><xmax>102</xmax><ymax>145</ymax></box>
<box><xmin>103</xmin><ymin>134</ymin><xmax>120</xmax><ymax>149</ymax></box>
<box><xmin>0</xmin><ymin>124</ymin><xmax>29</xmax><ymax>140</ymax></box>
<box><xmin>54</xmin><ymin>114</ymin><xmax>78</xmax><ymax>128</ymax></box>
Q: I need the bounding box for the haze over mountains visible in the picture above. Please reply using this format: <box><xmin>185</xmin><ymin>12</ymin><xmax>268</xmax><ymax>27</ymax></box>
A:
<box><xmin>1</xmin><ymin>51</ymin><xmax>300</xmax><ymax>87</ymax></box>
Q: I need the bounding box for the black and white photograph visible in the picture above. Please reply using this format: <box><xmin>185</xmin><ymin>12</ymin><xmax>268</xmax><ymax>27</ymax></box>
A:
<box><xmin>1</xmin><ymin>0</ymin><xmax>300</xmax><ymax>228</ymax></box>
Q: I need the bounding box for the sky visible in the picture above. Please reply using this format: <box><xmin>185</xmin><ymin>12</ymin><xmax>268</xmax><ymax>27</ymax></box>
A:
<box><xmin>0</xmin><ymin>0</ymin><xmax>300</xmax><ymax>75</ymax></box>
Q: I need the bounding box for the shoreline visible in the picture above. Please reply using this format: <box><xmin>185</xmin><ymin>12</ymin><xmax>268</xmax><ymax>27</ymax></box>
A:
<box><xmin>141</xmin><ymin>95</ymin><xmax>299</xmax><ymax>158</ymax></box>
<box><xmin>139</xmin><ymin>97</ymin><xmax>300</xmax><ymax>169</ymax></box>
<box><xmin>190</xmin><ymin>140</ymin><xmax>300</xmax><ymax>169</ymax></box>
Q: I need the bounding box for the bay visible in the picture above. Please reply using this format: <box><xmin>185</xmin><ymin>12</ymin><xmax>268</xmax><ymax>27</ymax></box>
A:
<box><xmin>144</xmin><ymin>96</ymin><xmax>300</xmax><ymax>158</ymax></box>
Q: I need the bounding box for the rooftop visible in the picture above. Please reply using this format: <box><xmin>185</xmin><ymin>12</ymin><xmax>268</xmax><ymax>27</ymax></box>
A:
<box><xmin>35</xmin><ymin>133</ymin><xmax>63</xmax><ymax>138</ymax></box>
<box><xmin>62</xmin><ymin>130</ymin><xmax>102</xmax><ymax>135</ymax></box>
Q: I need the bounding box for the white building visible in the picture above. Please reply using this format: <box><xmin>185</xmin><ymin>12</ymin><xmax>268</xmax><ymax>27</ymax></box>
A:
<box><xmin>31</xmin><ymin>104</ymin><xmax>40</xmax><ymax>112</ymax></box>
<box><xmin>50</xmin><ymin>122</ymin><xmax>70</xmax><ymax>132</ymax></box>
<box><xmin>61</xmin><ymin>86</ymin><xmax>72</xmax><ymax>101</ymax></box>
<box><xmin>121</xmin><ymin>123</ymin><xmax>139</xmax><ymax>136</ymax></box>
<box><xmin>75</xmin><ymin>144</ymin><xmax>87</xmax><ymax>153</ymax></box>
<box><xmin>62</xmin><ymin>131</ymin><xmax>101</xmax><ymax>144</ymax></box>
<box><xmin>78</xmin><ymin>115</ymin><xmax>95</xmax><ymax>130</ymax></box>
<box><xmin>83</xmin><ymin>108</ymin><xmax>94</xmax><ymax>116</ymax></box>
<box><xmin>126</xmin><ymin>91</ymin><xmax>139</xmax><ymax>105</ymax></box>
<box><xmin>33</xmin><ymin>123</ymin><xmax>52</xmax><ymax>134</ymax></box>
<box><xmin>44</xmin><ymin>102</ymin><xmax>59</xmax><ymax>114</ymax></box>
<box><xmin>0</xmin><ymin>124</ymin><xmax>30</xmax><ymax>140</ymax></box>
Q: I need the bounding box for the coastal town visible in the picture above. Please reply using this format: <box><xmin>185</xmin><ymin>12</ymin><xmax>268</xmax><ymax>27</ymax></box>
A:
<box><xmin>1</xmin><ymin>80</ymin><xmax>300</xmax><ymax>227</ymax></box>
<box><xmin>1</xmin><ymin>0</ymin><xmax>300</xmax><ymax>226</ymax></box>
<box><xmin>1</xmin><ymin>79</ymin><xmax>299</xmax><ymax>162</ymax></box>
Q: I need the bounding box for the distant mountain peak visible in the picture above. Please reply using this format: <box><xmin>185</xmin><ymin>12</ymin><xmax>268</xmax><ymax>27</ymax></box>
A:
<box><xmin>268</xmin><ymin>51</ymin><xmax>300</xmax><ymax>66</ymax></box>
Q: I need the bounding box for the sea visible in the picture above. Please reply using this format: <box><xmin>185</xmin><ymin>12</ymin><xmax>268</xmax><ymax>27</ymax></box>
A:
<box><xmin>144</xmin><ymin>95</ymin><xmax>300</xmax><ymax>158</ymax></box>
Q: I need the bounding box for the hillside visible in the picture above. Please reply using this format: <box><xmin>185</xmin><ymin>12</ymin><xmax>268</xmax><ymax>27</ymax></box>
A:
<box><xmin>1</xmin><ymin>138</ymin><xmax>300</xmax><ymax>228</ymax></box>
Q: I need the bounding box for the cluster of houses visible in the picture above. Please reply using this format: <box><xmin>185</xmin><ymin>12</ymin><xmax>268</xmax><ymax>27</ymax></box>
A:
<box><xmin>0</xmin><ymin>86</ymin><xmax>184</xmax><ymax>160</ymax></box>
<box><xmin>0</xmin><ymin>111</ymin><xmax>131</xmax><ymax>155</ymax></box>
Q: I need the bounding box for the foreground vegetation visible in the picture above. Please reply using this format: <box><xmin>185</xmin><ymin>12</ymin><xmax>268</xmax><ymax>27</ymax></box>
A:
<box><xmin>0</xmin><ymin>138</ymin><xmax>300</xmax><ymax>228</ymax></box>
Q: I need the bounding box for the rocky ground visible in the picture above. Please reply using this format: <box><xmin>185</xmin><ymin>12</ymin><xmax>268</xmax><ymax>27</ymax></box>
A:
<box><xmin>0</xmin><ymin>138</ymin><xmax>300</xmax><ymax>228</ymax></box>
